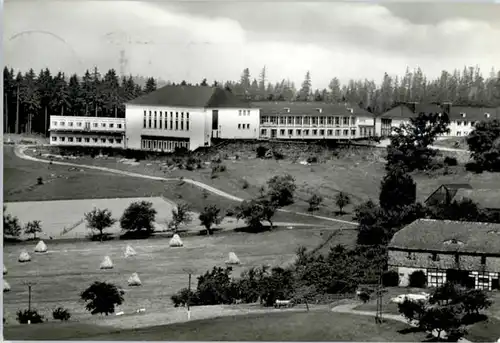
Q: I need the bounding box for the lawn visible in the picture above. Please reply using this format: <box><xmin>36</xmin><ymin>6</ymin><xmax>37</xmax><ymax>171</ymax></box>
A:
<box><xmin>4</xmin><ymin>146</ymin><xmax>336</xmax><ymax>227</ymax></box>
<box><xmin>355</xmin><ymin>286</ymin><xmax>500</xmax><ymax>342</ymax></box>
<box><xmin>2</xmin><ymin>227</ymin><xmax>357</xmax><ymax>325</ymax></box>
<box><xmin>22</xmin><ymin>143</ymin><xmax>500</xmax><ymax>222</ymax></box>
<box><xmin>3</xmin><ymin>311</ymin><xmax>429</xmax><ymax>341</ymax></box>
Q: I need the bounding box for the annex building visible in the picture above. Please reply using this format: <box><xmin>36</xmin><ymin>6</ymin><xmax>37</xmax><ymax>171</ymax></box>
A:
<box><xmin>377</xmin><ymin>102</ymin><xmax>500</xmax><ymax>137</ymax></box>
<box><xmin>388</xmin><ymin>218</ymin><xmax>500</xmax><ymax>291</ymax></box>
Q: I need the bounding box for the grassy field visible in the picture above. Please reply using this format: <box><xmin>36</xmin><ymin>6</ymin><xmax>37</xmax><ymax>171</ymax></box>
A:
<box><xmin>3</xmin><ymin>227</ymin><xmax>356</xmax><ymax>325</ymax></box>
<box><xmin>23</xmin><ymin>143</ymin><xmax>500</xmax><ymax>221</ymax></box>
<box><xmin>354</xmin><ymin>286</ymin><xmax>500</xmax><ymax>342</ymax></box>
<box><xmin>4</xmin><ymin>146</ymin><xmax>335</xmax><ymax>227</ymax></box>
<box><xmin>3</xmin><ymin>310</ymin><xmax>429</xmax><ymax>341</ymax></box>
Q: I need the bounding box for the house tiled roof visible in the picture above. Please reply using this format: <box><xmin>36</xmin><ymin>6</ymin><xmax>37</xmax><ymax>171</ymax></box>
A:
<box><xmin>126</xmin><ymin>85</ymin><xmax>252</xmax><ymax>109</ymax></box>
<box><xmin>452</xmin><ymin>189</ymin><xmax>500</xmax><ymax>210</ymax></box>
<box><xmin>380</xmin><ymin>103</ymin><xmax>500</xmax><ymax>121</ymax></box>
<box><xmin>256</xmin><ymin>101</ymin><xmax>374</xmax><ymax>117</ymax></box>
<box><xmin>389</xmin><ymin>219</ymin><xmax>500</xmax><ymax>254</ymax></box>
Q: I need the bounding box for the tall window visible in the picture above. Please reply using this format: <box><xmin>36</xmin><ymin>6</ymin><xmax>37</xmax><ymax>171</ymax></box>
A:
<box><xmin>143</xmin><ymin>110</ymin><xmax>147</xmax><ymax>128</ymax></box>
<box><xmin>148</xmin><ymin>111</ymin><xmax>152</xmax><ymax>128</ymax></box>
<box><xmin>175</xmin><ymin>112</ymin><xmax>179</xmax><ymax>130</ymax></box>
<box><xmin>186</xmin><ymin>113</ymin><xmax>190</xmax><ymax>131</ymax></box>
<box><xmin>335</xmin><ymin>117</ymin><xmax>340</xmax><ymax>125</ymax></box>
<box><xmin>159</xmin><ymin>112</ymin><xmax>162</xmax><ymax>129</ymax></box>
<box><xmin>165</xmin><ymin>112</ymin><xmax>168</xmax><ymax>130</ymax></box>
<box><xmin>279</xmin><ymin>116</ymin><xmax>286</xmax><ymax>125</ymax></box>
<box><xmin>343</xmin><ymin>117</ymin><xmax>349</xmax><ymax>125</ymax></box>
<box><xmin>170</xmin><ymin>112</ymin><xmax>173</xmax><ymax>130</ymax></box>
<box><xmin>154</xmin><ymin>111</ymin><xmax>157</xmax><ymax>129</ymax></box>
<box><xmin>181</xmin><ymin>113</ymin><xmax>184</xmax><ymax>130</ymax></box>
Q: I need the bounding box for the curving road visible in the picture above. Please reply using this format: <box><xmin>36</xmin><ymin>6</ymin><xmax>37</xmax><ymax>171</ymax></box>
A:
<box><xmin>14</xmin><ymin>145</ymin><xmax>358</xmax><ymax>226</ymax></box>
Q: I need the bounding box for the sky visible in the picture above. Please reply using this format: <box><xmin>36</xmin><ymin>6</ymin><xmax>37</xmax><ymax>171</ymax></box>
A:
<box><xmin>4</xmin><ymin>1</ymin><xmax>500</xmax><ymax>89</ymax></box>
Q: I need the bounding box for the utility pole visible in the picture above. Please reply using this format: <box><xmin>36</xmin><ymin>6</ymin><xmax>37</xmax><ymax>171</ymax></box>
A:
<box><xmin>16</xmin><ymin>84</ymin><xmax>20</xmax><ymax>134</ymax></box>
<box><xmin>187</xmin><ymin>273</ymin><xmax>192</xmax><ymax>320</ymax></box>
<box><xmin>375</xmin><ymin>268</ymin><xmax>383</xmax><ymax>324</ymax></box>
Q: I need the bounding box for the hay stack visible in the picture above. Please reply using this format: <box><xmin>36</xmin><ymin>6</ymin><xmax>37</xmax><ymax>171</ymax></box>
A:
<box><xmin>169</xmin><ymin>234</ymin><xmax>183</xmax><ymax>247</ymax></box>
<box><xmin>18</xmin><ymin>251</ymin><xmax>31</xmax><ymax>263</ymax></box>
<box><xmin>34</xmin><ymin>240</ymin><xmax>48</xmax><ymax>253</ymax></box>
<box><xmin>3</xmin><ymin>280</ymin><xmax>11</xmax><ymax>292</ymax></box>
<box><xmin>226</xmin><ymin>252</ymin><xmax>241</xmax><ymax>265</ymax></box>
<box><xmin>99</xmin><ymin>256</ymin><xmax>114</xmax><ymax>269</ymax></box>
<box><xmin>3</xmin><ymin>264</ymin><xmax>7</xmax><ymax>275</ymax></box>
<box><xmin>128</xmin><ymin>273</ymin><xmax>142</xmax><ymax>286</ymax></box>
<box><xmin>124</xmin><ymin>245</ymin><xmax>137</xmax><ymax>257</ymax></box>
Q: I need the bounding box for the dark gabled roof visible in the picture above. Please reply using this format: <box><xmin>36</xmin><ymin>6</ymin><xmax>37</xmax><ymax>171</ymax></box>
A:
<box><xmin>255</xmin><ymin>101</ymin><xmax>374</xmax><ymax>117</ymax></box>
<box><xmin>449</xmin><ymin>106</ymin><xmax>500</xmax><ymax>122</ymax></box>
<box><xmin>442</xmin><ymin>183</ymin><xmax>473</xmax><ymax>190</ymax></box>
<box><xmin>379</xmin><ymin>103</ymin><xmax>500</xmax><ymax>121</ymax></box>
<box><xmin>452</xmin><ymin>189</ymin><xmax>500</xmax><ymax>210</ymax></box>
<box><xmin>389</xmin><ymin>218</ymin><xmax>500</xmax><ymax>254</ymax></box>
<box><xmin>126</xmin><ymin>85</ymin><xmax>252</xmax><ymax>109</ymax></box>
<box><xmin>424</xmin><ymin>183</ymin><xmax>473</xmax><ymax>204</ymax></box>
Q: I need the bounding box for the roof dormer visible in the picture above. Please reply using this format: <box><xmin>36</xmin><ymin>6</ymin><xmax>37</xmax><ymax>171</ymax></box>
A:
<box><xmin>316</xmin><ymin>108</ymin><xmax>323</xmax><ymax>113</ymax></box>
<box><xmin>346</xmin><ymin>108</ymin><xmax>354</xmax><ymax>114</ymax></box>
<box><xmin>460</xmin><ymin>112</ymin><xmax>466</xmax><ymax>118</ymax></box>
<box><xmin>284</xmin><ymin>107</ymin><xmax>290</xmax><ymax>113</ymax></box>
<box><xmin>485</xmin><ymin>112</ymin><xmax>491</xmax><ymax>119</ymax></box>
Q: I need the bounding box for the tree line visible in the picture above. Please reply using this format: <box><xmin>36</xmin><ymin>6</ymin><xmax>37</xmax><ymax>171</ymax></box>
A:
<box><xmin>4</xmin><ymin>65</ymin><xmax>500</xmax><ymax>136</ymax></box>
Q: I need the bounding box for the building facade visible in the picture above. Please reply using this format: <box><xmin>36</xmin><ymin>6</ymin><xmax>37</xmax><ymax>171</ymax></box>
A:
<box><xmin>125</xmin><ymin>85</ymin><xmax>259</xmax><ymax>152</ymax></box>
<box><xmin>257</xmin><ymin>102</ymin><xmax>375</xmax><ymax>140</ymax></box>
<box><xmin>388</xmin><ymin>219</ymin><xmax>500</xmax><ymax>291</ymax></box>
<box><xmin>49</xmin><ymin>115</ymin><xmax>126</xmax><ymax>148</ymax></box>
<box><xmin>377</xmin><ymin>102</ymin><xmax>500</xmax><ymax>138</ymax></box>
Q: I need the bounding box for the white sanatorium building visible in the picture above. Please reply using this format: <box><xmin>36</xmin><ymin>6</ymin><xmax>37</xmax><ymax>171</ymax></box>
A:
<box><xmin>49</xmin><ymin>84</ymin><xmax>500</xmax><ymax>151</ymax></box>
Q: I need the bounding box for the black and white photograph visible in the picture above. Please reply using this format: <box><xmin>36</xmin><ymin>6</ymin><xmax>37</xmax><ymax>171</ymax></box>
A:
<box><xmin>2</xmin><ymin>0</ymin><xmax>500</xmax><ymax>341</ymax></box>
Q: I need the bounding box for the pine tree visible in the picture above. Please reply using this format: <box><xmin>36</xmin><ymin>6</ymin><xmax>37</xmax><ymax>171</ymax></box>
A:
<box><xmin>91</xmin><ymin>67</ymin><xmax>103</xmax><ymax>116</ymax></box>
<box><xmin>68</xmin><ymin>74</ymin><xmax>85</xmax><ymax>116</ymax></box>
<box><xmin>328</xmin><ymin>78</ymin><xmax>342</xmax><ymax>103</ymax></box>
<box><xmin>102</xmin><ymin>69</ymin><xmax>121</xmax><ymax>117</ymax></box>
<box><xmin>3</xmin><ymin>67</ymin><xmax>14</xmax><ymax>133</ymax></box>
<box><xmin>51</xmin><ymin>72</ymin><xmax>69</xmax><ymax>117</ymax></box>
<box><xmin>298</xmin><ymin>71</ymin><xmax>312</xmax><ymax>101</ymax></box>
<box><xmin>37</xmin><ymin>68</ymin><xmax>54</xmax><ymax>134</ymax></box>
<box><xmin>258</xmin><ymin>66</ymin><xmax>267</xmax><ymax>100</ymax></box>
<box><xmin>144</xmin><ymin>77</ymin><xmax>157</xmax><ymax>93</ymax></box>
<box><xmin>20</xmin><ymin>69</ymin><xmax>41</xmax><ymax>133</ymax></box>
<box><xmin>81</xmin><ymin>70</ymin><xmax>93</xmax><ymax>116</ymax></box>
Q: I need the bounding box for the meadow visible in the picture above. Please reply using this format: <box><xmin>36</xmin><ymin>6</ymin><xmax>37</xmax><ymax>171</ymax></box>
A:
<box><xmin>24</xmin><ymin>142</ymin><xmax>500</xmax><ymax>220</ymax></box>
<box><xmin>4</xmin><ymin>310</ymin><xmax>430</xmax><ymax>341</ymax></box>
<box><xmin>2</xmin><ymin>227</ymin><xmax>356</xmax><ymax>326</ymax></box>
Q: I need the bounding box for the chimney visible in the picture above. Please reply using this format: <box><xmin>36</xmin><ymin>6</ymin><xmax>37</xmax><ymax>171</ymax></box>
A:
<box><xmin>441</xmin><ymin>102</ymin><xmax>452</xmax><ymax>115</ymax></box>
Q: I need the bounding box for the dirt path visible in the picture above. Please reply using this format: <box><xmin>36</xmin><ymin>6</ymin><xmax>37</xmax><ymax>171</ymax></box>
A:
<box><xmin>15</xmin><ymin>145</ymin><xmax>358</xmax><ymax>226</ymax></box>
<box><xmin>332</xmin><ymin>302</ymin><xmax>472</xmax><ymax>343</ymax></box>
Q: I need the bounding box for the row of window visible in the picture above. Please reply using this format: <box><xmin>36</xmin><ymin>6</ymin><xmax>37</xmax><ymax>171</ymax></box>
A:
<box><xmin>260</xmin><ymin>116</ymin><xmax>356</xmax><ymax>126</ymax></box>
<box><xmin>409</xmin><ymin>251</ymin><xmax>488</xmax><ymax>265</ymax></box>
<box><xmin>261</xmin><ymin>128</ymin><xmax>357</xmax><ymax>137</ymax></box>
<box><xmin>51</xmin><ymin>136</ymin><xmax>122</xmax><ymax>144</ymax></box>
<box><xmin>238</xmin><ymin>123</ymin><xmax>251</xmax><ymax>130</ymax></box>
<box><xmin>143</xmin><ymin>110</ymin><xmax>190</xmax><ymax>131</ymax></box>
<box><xmin>52</xmin><ymin>121</ymin><xmax>123</xmax><ymax>129</ymax></box>
<box><xmin>238</xmin><ymin>110</ymin><xmax>251</xmax><ymax>116</ymax></box>
<box><xmin>141</xmin><ymin>139</ymin><xmax>189</xmax><ymax>151</ymax></box>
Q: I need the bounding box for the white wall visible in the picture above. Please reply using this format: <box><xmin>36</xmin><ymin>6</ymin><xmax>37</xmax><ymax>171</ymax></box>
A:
<box><xmin>397</xmin><ymin>267</ymin><xmax>427</xmax><ymax>287</ymax></box>
<box><xmin>50</xmin><ymin>115</ymin><xmax>125</xmax><ymax>132</ymax></box>
<box><xmin>50</xmin><ymin>132</ymin><xmax>125</xmax><ymax>148</ymax></box>
<box><xmin>125</xmin><ymin>104</ymin><xmax>207</xmax><ymax>151</ymax></box>
<box><xmin>218</xmin><ymin>108</ymin><xmax>260</xmax><ymax>139</ymax></box>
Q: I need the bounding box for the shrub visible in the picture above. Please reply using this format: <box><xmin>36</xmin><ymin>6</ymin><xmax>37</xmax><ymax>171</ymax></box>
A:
<box><xmin>409</xmin><ymin>270</ymin><xmax>427</xmax><ymax>288</ymax></box>
<box><xmin>382</xmin><ymin>270</ymin><xmax>399</xmax><ymax>287</ymax></box>
<box><xmin>211</xmin><ymin>164</ymin><xmax>226</xmax><ymax>173</ymax></box>
<box><xmin>37</xmin><ymin>177</ymin><xmax>43</xmax><ymax>185</ymax></box>
<box><xmin>307</xmin><ymin>156</ymin><xmax>318</xmax><ymax>164</ymax></box>
<box><xmin>225</xmin><ymin>208</ymin><xmax>235</xmax><ymax>217</ymax></box>
<box><xmin>256</xmin><ymin>145</ymin><xmax>269</xmax><ymax>158</ymax></box>
<box><xmin>16</xmin><ymin>309</ymin><xmax>45</xmax><ymax>324</ymax></box>
<box><xmin>52</xmin><ymin>307</ymin><xmax>71</xmax><ymax>321</ymax></box>
<box><xmin>358</xmin><ymin>291</ymin><xmax>371</xmax><ymax>303</ymax></box>
<box><xmin>241</xmin><ymin>179</ymin><xmax>249</xmax><ymax>189</ymax></box>
<box><xmin>444</xmin><ymin>156</ymin><xmax>458</xmax><ymax>166</ymax></box>
<box><xmin>273</xmin><ymin>150</ymin><xmax>285</xmax><ymax>160</ymax></box>
<box><xmin>465</xmin><ymin>162</ymin><xmax>483</xmax><ymax>173</ymax></box>
<box><xmin>171</xmin><ymin>288</ymin><xmax>199</xmax><ymax>307</ymax></box>
<box><xmin>119</xmin><ymin>201</ymin><xmax>157</xmax><ymax>236</ymax></box>
<box><xmin>81</xmin><ymin>281</ymin><xmax>124</xmax><ymax>315</ymax></box>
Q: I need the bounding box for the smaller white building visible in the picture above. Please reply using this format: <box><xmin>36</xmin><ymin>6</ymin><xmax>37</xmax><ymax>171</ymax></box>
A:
<box><xmin>49</xmin><ymin>115</ymin><xmax>126</xmax><ymax>148</ymax></box>
<box><xmin>125</xmin><ymin>85</ymin><xmax>259</xmax><ymax>152</ymax></box>
<box><xmin>376</xmin><ymin>103</ymin><xmax>500</xmax><ymax>138</ymax></box>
